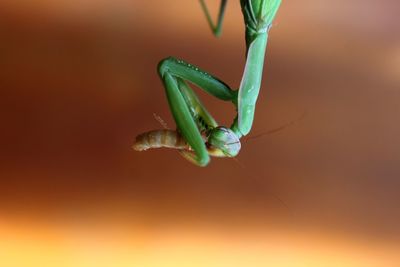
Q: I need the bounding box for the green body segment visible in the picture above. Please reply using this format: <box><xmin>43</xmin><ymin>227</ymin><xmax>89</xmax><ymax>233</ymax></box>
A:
<box><xmin>237</xmin><ymin>0</ymin><xmax>282</xmax><ymax>135</ymax></box>
<box><xmin>237</xmin><ymin>32</ymin><xmax>268</xmax><ymax>136</ymax></box>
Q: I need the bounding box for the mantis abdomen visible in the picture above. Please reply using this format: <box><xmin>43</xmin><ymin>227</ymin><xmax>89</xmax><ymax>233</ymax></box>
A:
<box><xmin>133</xmin><ymin>130</ymin><xmax>189</xmax><ymax>151</ymax></box>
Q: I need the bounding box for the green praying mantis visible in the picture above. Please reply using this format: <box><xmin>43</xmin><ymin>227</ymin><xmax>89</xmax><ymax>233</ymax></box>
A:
<box><xmin>133</xmin><ymin>0</ymin><xmax>282</xmax><ymax>166</ymax></box>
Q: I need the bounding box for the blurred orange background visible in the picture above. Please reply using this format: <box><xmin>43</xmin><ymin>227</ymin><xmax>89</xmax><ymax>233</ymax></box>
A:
<box><xmin>1</xmin><ymin>0</ymin><xmax>400</xmax><ymax>266</ymax></box>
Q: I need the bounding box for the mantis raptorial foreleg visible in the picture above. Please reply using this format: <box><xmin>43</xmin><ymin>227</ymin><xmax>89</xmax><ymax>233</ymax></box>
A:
<box><xmin>158</xmin><ymin>57</ymin><xmax>240</xmax><ymax>166</ymax></box>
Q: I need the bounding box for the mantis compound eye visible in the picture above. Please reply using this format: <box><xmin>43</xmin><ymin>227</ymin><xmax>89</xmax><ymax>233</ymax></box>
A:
<box><xmin>208</xmin><ymin>127</ymin><xmax>241</xmax><ymax>157</ymax></box>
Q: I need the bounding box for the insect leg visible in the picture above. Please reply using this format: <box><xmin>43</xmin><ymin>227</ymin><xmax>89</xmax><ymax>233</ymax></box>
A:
<box><xmin>160</xmin><ymin>72</ymin><xmax>210</xmax><ymax>166</ymax></box>
<box><xmin>177</xmin><ymin>78</ymin><xmax>218</xmax><ymax>130</ymax></box>
<box><xmin>158</xmin><ymin>57</ymin><xmax>239</xmax><ymax>166</ymax></box>
<box><xmin>199</xmin><ymin>0</ymin><xmax>228</xmax><ymax>37</ymax></box>
<box><xmin>158</xmin><ymin>57</ymin><xmax>237</xmax><ymax>103</ymax></box>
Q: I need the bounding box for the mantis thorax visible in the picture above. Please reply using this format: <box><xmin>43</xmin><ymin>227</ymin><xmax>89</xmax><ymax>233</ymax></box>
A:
<box><xmin>241</xmin><ymin>0</ymin><xmax>281</xmax><ymax>46</ymax></box>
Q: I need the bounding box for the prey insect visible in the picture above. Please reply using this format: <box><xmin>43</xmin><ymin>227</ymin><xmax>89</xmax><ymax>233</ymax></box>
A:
<box><xmin>133</xmin><ymin>0</ymin><xmax>282</xmax><ymax>166</ymax></box>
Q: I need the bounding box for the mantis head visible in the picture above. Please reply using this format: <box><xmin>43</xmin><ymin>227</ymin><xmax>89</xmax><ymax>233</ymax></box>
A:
<box><xmin>207</xmin><ymin>127</ymin><xmax>241</xmax><ymax>157</ymax></box>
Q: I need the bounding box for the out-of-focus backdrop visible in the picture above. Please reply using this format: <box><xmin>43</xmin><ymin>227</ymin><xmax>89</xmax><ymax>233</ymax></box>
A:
<box><xmin>1</xmin><ymin>1</ymin><xmax>400</xmax><ymax>266</ymax></box>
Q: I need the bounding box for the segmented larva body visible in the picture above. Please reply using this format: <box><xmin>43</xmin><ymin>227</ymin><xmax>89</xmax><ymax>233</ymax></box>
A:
<box><xmin>133</xmin><ymin>129</ymin><xmax>190</xmax><ymax>151</ymax></box>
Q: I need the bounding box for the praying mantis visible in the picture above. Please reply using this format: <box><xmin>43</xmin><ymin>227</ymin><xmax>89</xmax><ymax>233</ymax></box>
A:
<box><xmin>133</xmin><ymin>0</ymin><xmax>282</xmax><ymax>166</ymax></box>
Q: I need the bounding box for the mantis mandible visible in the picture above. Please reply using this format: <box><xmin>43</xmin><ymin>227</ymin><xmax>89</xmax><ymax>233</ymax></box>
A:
<box><xmin>133</xmin><ymin>0</ymin><xmax>282</xmax><ymax>166</ymax></box>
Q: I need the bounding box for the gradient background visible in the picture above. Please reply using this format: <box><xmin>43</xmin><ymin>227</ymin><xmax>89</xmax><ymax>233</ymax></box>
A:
<box><xmin>1</xmin><ymin>1</ymin><xmax>400</xmax><ymax>266</ymax></box>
